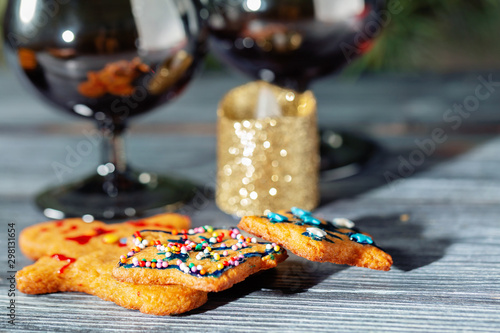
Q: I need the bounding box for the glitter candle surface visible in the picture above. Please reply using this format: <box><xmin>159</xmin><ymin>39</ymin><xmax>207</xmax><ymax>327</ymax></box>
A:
<box><xmin>216</xmin><ymin>81</ymin><xmax>319</xmax><ymax>217</ymax></box>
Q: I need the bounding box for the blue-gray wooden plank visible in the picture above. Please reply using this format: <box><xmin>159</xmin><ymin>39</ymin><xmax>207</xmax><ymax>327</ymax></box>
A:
<box><xmin>1</xmin><ymin>67</ymin><xmax>500</xmax><ymax>332</ymax></box>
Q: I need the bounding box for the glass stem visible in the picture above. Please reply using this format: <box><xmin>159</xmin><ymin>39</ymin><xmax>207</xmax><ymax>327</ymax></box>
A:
<box><xmin>99</xmin><ymin>120</ymin><xmax>127</xmax><ymax>174</ymax></box>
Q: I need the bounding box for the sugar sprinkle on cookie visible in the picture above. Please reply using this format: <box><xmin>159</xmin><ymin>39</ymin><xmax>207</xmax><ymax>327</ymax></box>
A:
<box><xmin>112</xmin><ymin>227</ymin><xmax>288</xmax><ymax>292</ymax></box>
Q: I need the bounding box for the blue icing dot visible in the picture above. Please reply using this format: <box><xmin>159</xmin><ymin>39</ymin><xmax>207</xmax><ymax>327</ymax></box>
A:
<box><xmin>291</xmin><ymin>207</ymin><xmax>311</xmax><ymax>218</ymax></box>
<box><xmin>349</xmin><ymin>233</ymin><xmax>373</xmax><ymax>245</ymax></box>
<box><xmin>267</xmin><ymin>212</ymin><xmax>289</xmax><ymax>222</ymax></box>
<box><xmin>301</xmin><ymin>215</ymin><xmax>321</xmax><ymax>225</ymax></box>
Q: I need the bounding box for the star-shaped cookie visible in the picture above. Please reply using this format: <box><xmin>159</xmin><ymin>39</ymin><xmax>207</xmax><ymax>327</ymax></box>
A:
<box><xmin>112</xmin><ymin>226</ymin><xmax>288</xmax><ymax>292</ymax></box>
<box><xmin>238</xmin><ymin>208</ymin><xmax>392</xmax><ymax>271</ymax></box>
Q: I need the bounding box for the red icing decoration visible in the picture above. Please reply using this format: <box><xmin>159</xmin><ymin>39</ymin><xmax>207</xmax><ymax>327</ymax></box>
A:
<box><xmin>55</xmin><ymin>220</ymin><xmax>64</xmax><ymax>227</ymax></box>
<box><xmin>51</xmin><ymin>254</ymin><xmax>76</xmax><ymax>274</ymax></box>
<box><xmin>40</xmin><ymin>228</ymin><xmax>48</xmax><ymax>232</ymax></box>
<box><xmin>93</xmin><ymin>227</ymin><xmax>114</xmax><ymax>236</ymax></box>
<box><xmin>155</xmin><ymin>223</ymin><xmax>172</xmax><ymax>228</ymax></box>
<box><xmin>63</xmin><ymin>225</ymin><xmax>78</xmax><ymax>234</ymax></box>
<box><xmin>65</xmin><ymin>235</ymin><xmax>93</xmax><ymax>245</ymax></box>
<box><xmin>128</xmin><ymin>220</ymin><xmax>173</xmax><ymax>229</ymax></box>
<box><xmin>65</xmin><ymin>227</ymin><xmax>114</xmax><ymax>245</ymax></box>
<box><xmin>128</xmin><ymin>220</ymin><xmax>147</xmax><ymax>227</ymax></box>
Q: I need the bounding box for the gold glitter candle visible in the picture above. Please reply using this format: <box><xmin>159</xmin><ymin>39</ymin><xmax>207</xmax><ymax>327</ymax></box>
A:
<box><xmin>216</xmin><ymin>81</ymin><xmax>319</xmax><ymax>217</ymax></box>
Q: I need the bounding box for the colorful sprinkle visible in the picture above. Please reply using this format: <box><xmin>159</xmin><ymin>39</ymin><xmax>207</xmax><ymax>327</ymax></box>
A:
<box><xmin>119</xmin><ymin>227</ymin><xmax>286</xmax><ymax>279</ymax></box>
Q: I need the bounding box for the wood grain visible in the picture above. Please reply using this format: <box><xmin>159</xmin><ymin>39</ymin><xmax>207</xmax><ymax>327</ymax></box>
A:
<box><xmin>1</xmin><ymin>69</ymin><xmax>500</xmax><ymax>332</ymax></box>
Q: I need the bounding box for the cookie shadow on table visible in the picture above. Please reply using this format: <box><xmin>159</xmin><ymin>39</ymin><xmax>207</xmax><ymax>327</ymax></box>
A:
<box><xmin>355</xmin><ymin>215</ymin><xmax>453</xmax><ymax>272</ymax></box>
<box><xmin>187</xmin><ymin>257</ymin><xmax>347</xmax><ymax>314</ymax></box>
<box><xmin>258</xmin><ymin>256</ymin><xmax>349</xmax><ymax>294</ymax></box>
<box><xmin>181</xmin><ymin>273</ymin><xmax>268</xmax><ymax>314</ymax></box>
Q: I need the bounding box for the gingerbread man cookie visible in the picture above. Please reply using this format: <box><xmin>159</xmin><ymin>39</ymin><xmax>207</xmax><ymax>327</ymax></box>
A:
<box><xmin>19</xmin><ymin>213</ymin><xmax>190</xmax><ymax>260</ymax></box>
<box><xmin>16</xmin><ymin>251</ymin><xmax>207</xmax><ymax>316</ymax></box>
<box><xmin>16</xmin><ymin>214</ymin><xmax>207</xmax><ymax>315</ymax></box>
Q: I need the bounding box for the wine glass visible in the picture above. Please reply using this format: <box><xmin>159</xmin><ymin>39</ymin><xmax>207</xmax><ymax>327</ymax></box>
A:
<box><xmin>206</xmin><ymin>0</ymin><xmax>386</xmax><ymax>177</ymax></box>
<box><xmin>3</xmin><ymin>0</ymin><xmax>208</xmax><ymax>220</ymax></box>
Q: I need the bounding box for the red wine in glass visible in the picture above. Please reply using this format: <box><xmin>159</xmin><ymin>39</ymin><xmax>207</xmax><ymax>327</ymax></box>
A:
<box><xmin>3</xmin><ymin>0</ymin><xmax>208</xmax><ymax>219</ymax></box>
<box><xmin>207</xmin><ymin>0</ymin><xmax>387</xmax><ymax>175</ymax></box>
<box><xmin>207</xmin><ymin>0</ymin><xmax>385</xmax><ymax>91</ymax></box>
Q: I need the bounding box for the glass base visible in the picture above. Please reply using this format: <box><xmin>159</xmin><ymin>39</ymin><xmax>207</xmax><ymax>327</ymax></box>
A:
<box><xmin>319</xmin><ymin>129</ymin><xmax>383</xmax><ymax>181</ymax></box>
<box><xmin>35</xmin><ymin>170</ymin><xmax>197</xmax><ymax>220</ymax></box>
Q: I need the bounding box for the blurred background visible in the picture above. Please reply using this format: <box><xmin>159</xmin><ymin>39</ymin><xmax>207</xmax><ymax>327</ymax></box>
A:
<box><xmin>2</xmin><ymin>0</ymin><xmax>500</xmax><ymax>209</ymax></box>
<box><xmin>3</xmin><ymin>0</ymin><xmax>500</xmax><ymax>73</ymax></box>
<box><xmin>2</xmin><ymin>1</ymin><xmax>500</xmax><ymax>329</ymax></box>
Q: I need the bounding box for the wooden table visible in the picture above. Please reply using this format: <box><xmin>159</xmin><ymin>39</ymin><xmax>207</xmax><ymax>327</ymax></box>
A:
<box><xmin>1</xmin><ymin>67</ymin><xmax>500</xmax><ymax>332</ymax></box>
